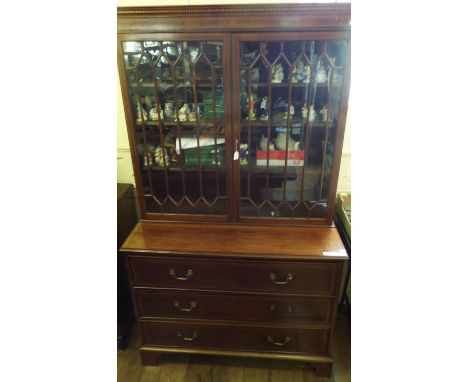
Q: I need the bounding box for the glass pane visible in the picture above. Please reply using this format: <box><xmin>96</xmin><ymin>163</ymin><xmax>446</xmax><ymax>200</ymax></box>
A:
<box><xmin>238</xmin><ymin>39</ymin><xmax>348</xmax><ymax>219</ymax></box>
<box><xmin>122</xmin><ymin>39</ymin><xmax>227</xmax><ymax>216</ymax></box>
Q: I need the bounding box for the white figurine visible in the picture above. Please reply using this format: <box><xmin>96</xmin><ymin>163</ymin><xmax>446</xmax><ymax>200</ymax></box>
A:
<box><xmin>136</xmin><ymin>99</ymin><xmax>148</xmax><ymax>122</ymax></box>
<box><xmin>319</xmin><ymin>106</ymin><xmax>328</xmax><ymax>122</ymax></box>
<box><xmin>154</xmin><ymin>146</ymin><xmax>169</xmax><ymax>167</ymax></box>
<box><xmin>275</xmin><ymin>132</ymin><xmax>300</xmax><ymax>151</ymax></box>
<box><xmin>272</xmin><ymin>63</ymin><xmax>284</xmax><ymax>83</ymax></box>
<box><xmin>291</xmin><ymin>61</ymin><xmax>310</xmax><ymax>83</ymax></box>
<box><xmin>291</xmin><ymin>62</ymin><xmax>301</xmax><ymax>83</ymax></box>
<box><xmin>142</xmin><ymin>151</ymin><xmax>151</xmax><ymax>167</ymax></box>
<box><xmin>250</xmin><ymin>67</ymin><xmax>260</xmax><ymax>83</ymax></box>
<box><xmin>177</xmin><ymin>103</ymin><xmax>189</xmax><ymax>122</ymax></box>
<box><xmin>259</xmin><ymin>135</ymin><xmax>275</xmax><ymax>151</ymax></box>
<box><xmin>164</xmin><ymin>102</ymin><xmax>174</xmax><ymax>119</ymax></box>
<box><xmin>188</xmin><ymin>104</ymin><xmax>202</xmax><ymax>122</ymax></box>
<box><xmin>188</xmin><ymin>46</ymin><xmax>199</xmax><ymax>63</ymax></box>
<box><xmin>303</xmin><ymin>65</ymin><xmax>311</xmax><ymax>83</ymax></box>
<box><xmin>283</xmin><ymin>105</ymin><xmax>295</xmax><ymax>119</ymax></box>
<box><xmin>316</xmin><ymin>64</ymin><xmax>327</xmax><ymax>84</ymax></box>
<box><xmin>259</xmin><ymin>97</ymin><xmax>269</xmax><ymax>121</ymax></box>
<box><xmin>143</xmin><ymin>96</ymin><xmax>152</xmax><ymax>110</ymax></box>
<box><xmin>302</xmin><ymin>104</ymin><xmax>316</xmax><ymax>122</ymax></box>
<box><xmin>149</xmin><ymin>107</ymin><xmax>161</xmax><ymax>121</ymax></box>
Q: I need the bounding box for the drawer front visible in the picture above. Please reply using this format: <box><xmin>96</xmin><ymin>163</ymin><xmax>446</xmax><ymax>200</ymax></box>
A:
<box><xmin>135</xmin><ymin>290</ymin><xmax>332</xmax><ymax>324</ymax></box>
<box><xmin>129</xmin><ymin>256</ymin><xmax>338</xmax><ymax>296</ymax></box>
<box><xmin>141</xmin><ymin>320</ymin><xmax>329</xmax><ymax>355</ymax></box>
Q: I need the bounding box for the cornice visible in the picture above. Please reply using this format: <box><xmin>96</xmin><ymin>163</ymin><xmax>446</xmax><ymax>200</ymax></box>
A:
<box><xmin>117</xmin><ymin>3</ymin><xmax>351</xmax><ymax>17</ymax></box>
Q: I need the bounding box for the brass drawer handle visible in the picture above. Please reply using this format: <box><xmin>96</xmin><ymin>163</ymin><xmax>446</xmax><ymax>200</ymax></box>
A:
<box><xmin>269</xmin><ymin>304</ymin><xmax>293</xmax><ymax>313</ymax></box>
<box><xmin>169</xmin><ymin>268</ymin><xmax>193</xmax><ymax>281</ymax></box>
<box><xmin>267</xmin><ymin>336</ymin><xmax>291</xmax><ymax>346</ymax></box>
<box><xmin>174</xmin><ymin>300</ymin><xmax>197</xmax><ymax>312</ymax></box>
<box><xmin>269</xmin><ymin>273</ymin><xmax>293</xmax><ymax>285</ymax></box>
<box><xmin>177</xmin><ymin>331</ymin><xmax>198</xmax><ymax>341</ymax></box>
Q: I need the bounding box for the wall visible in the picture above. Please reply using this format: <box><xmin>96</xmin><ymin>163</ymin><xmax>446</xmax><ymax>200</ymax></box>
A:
<box><xmin>117</xmin><ymin>0</ymin><xmax>351</xmax><ymax>193</ymax></box>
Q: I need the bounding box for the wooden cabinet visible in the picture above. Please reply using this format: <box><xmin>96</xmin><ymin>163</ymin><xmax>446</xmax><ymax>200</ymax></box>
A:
<box><xmin>118</xmin><ymin>3</ymin><xmax>350</xmax><ymax>378</ymax></box>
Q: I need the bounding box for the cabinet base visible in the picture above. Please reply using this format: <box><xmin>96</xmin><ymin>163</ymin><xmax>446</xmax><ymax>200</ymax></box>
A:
<box><xmin>140</xmin><ymin>346</ymin><xmax>333</xmax><ymax>377</ymax></box>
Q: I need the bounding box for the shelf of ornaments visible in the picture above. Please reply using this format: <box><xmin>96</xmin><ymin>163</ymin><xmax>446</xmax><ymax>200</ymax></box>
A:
<box><xmin>244</xmin><ymin>81</ymin><xmax>341</xmax><ymax>89</ymax></box>
<box><xmin>142</xmin><ymin>160</ymin><xmax>323</xmax><ymax>178</ymax></box>
<box><xmin>129</xmin><ymin>80</ymin><xmax>339</xmax><ymax>89</ymax></box>
<box><xmin>142</xmin><ymin>163</ymin><xmax>299</xmax><ymax>179</ymax></box>
<box><xmin>129</xmin><ymin>82</ymin><xmax>219</xmax><ymax>89</ymax></box>
<box><xmin>241</xmin><ymin>118</ymin><xmax>335</xmax><ymax>128</ymax></box>
<box><xmin>240</xmin><ymin>163</ymin><xmax>324</xmax><ymax>178</ymax></box>
<box><xmin>125</xmin><ymin>63</ymin><xmax>224</xmax><ymax>70</ymax></box>
<box><xmin>141</xmin><ymin>163</ymin><xmax>225</xmax><ymax>173</ymax></box>
<box><xmin>134</xmin><ymin>118</ymin><xmax>224</xmax><ymax>127</ymax></box>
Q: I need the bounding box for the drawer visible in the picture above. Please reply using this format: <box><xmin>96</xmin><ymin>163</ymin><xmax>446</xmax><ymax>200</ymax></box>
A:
<box><xmin>129</xmin><ymin>256</ymin><xmax>338</xmax><ymax>296</ymax></box>
<box><xmin>141</xmin><ymin>320</ymin><xmax>329</xmax><ymax>355</ymax></box>
<box><xmin>135</xmin><ymin>290</ymin><xmax>333</xmax><ymax>324</ymax></box>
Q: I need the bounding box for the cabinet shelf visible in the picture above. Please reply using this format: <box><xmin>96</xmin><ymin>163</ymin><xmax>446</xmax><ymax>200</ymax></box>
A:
<box><xmin>253</xmin><ymin>82</ymin><xmax>329</xmax><ymax>88</ymax></box>
<box><xmin>242</xmin><ymin>164</ymin><xmax>323</xmax><ymax>175</ymax></box>
<box><xmin>129</xmin><ymin>82</ymin><xmax>217</xmax><ymax>88</ymax></box>
<box><xmin>241</xmin><ymin>120</ymin><xmax>331</xmax><ymax>128</ymax></box>
<box><xmin>131</xmin><ymin>81</ymin><xmax>339</xmax><ymax>89</ymax></box>
<box><xmin>143</xmin><ymin>164</ymin><xmax>321</xmax><ymax>178</ymax></box>
<box><xmin>135</xmin><ymin>119</ymin><xmax>224</xmax><ymax>126</ymax></box>
<box><xmin>143</xmin><ymin>165</ymin><xmax>225</xmax><ymax>173</ymax></box>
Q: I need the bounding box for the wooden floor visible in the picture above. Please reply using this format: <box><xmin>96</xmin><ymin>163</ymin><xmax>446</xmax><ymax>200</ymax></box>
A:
<box><xmin>117</xmin><ymin>311</ymin><xmax>350</xmax><ymax>382</ymax></box>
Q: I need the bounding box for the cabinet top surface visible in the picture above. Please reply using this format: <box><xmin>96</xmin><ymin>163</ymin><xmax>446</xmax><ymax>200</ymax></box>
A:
<box><xmin>121</xmin><ymin>222</ymin><xmax>347</xmax><ymax>260</ymax></box>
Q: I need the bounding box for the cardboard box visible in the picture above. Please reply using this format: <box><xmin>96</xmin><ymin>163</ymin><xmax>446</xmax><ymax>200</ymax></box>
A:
<box><xmin>256</xmin><ymin>150</ymin><xmax>304</xmax><ymax>166</ymax></box>
<box><xmin>183</xmin><ymin>144</ymin><xmax>225</xmax><ymax>167</ymax></box>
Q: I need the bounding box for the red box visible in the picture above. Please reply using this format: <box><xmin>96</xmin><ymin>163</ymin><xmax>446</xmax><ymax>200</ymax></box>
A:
<box><xmin>256</xmin><ymin>150</ymin><xmax>304</xmax><ymax>166</ymax></box>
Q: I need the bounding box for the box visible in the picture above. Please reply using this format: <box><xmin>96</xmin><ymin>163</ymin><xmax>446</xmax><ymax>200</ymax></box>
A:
<box><xmin>184</xmin><ymin>157</ymin><xmax>224</xmax><ymax>167</ymax></box>
<box><xmin>183</xmin><ymin>144</ymin><xmax>225</xmax><ymax>167</ymax></box>
<box><xmin>256</xmin><ymin>150</ymin><xmax>304</xmax><ymax>166</ymax></box>
<box><xmin>184</xmin><ymin>144</ymin><xmax>225</xmax><ymax>157</ymax></box>
<box><xmin>203</xmin><ymin>101</ymin><xmax>224</xmax><ymax>119</ymax></box>
<box><xmin>203</xmin><ymin>92</ymin><xmax>224</xmax><ymax>119</ymax></box>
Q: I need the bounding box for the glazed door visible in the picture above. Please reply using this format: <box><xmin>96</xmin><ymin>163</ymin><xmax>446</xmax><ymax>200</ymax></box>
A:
<box><xmin>118</xmin><ymin>34</ymin><xmax>233</xmax><ymax>221</ymax></box>
<box><xmin>232</xmin><ymin>32</ymin><xmax>350</xmax><ymax>224</ymax></box>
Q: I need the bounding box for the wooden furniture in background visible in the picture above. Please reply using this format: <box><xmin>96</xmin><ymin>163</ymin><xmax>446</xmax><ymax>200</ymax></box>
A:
<box><xmin>117</xmin><ymin>183</ymin><xmax>138</xmax><ymax>349</ymax></box>
<box><xmin>118</xmin><ymin>3</ymin><xmax>351</xmax><ymax>378</ymax></box>
<box><xmin>335</xmin><ymin>192</ymin><xmax>351</xmax><ymax>318</ymax></box>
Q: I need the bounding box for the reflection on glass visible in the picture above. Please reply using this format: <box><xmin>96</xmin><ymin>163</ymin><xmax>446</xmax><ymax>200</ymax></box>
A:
<box><xmin>239</xmin><ymin>39</ymin><xmax>347</xmax><ymax>219</ymax></box>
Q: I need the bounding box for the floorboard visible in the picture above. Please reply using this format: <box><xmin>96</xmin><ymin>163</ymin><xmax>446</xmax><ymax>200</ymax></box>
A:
<box><xmin>242</xmin><ymin>357</ymin><xmax>269</xmax><ymax>382</ymax></box>
<box><xmin>211</xmin><ymin>356</ymin><xmax>244</xmax><ymax>382</ymax></box>
<box><xmin>184</xmin><ymin>355</ymin><xmax>213</xmax><ymax>382</ymax></box>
